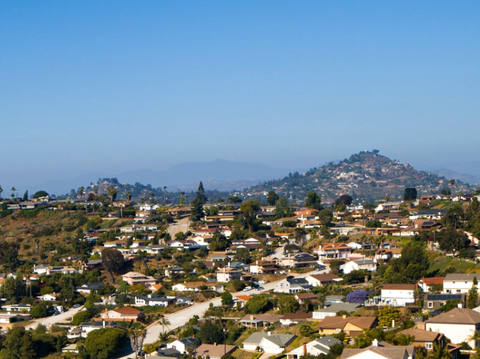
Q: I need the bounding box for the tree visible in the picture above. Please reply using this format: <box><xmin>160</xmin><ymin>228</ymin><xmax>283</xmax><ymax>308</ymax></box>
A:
<box><xmin>11</xmin><ymin>187</ymin><xmax>16</xmax><ymax>200</ymax></box>
<box><xmin>335</xmin><ymin>194</ymin><xmax>353</xmax><ymax>206</ymax></box>
<box><xmin>221</xmin><ymin>290</ymin><xmax>233</xmax><ymax>307</ymax></box>
<box><xmin>267</xmin><ymin>191</ymin><xmax>279</xmax><ymax>206</ymax></box>
<box><xmin>32</xmin><ymin>190</ymin><xmax>49</xmax><ymax>199</ymax></box>
<box><xmin>77</xmin><ymin>187</ymin><xmax>84</xmax><ymax>199</ymax></box>
<box><xmin>196</xmin><ymin>181</ymin><xmax>207</xmax><ymax>205</ymax></box>
<box><xmin>378</xmin><ymin>307</ymin><xmax>400</xmax><ymax>328</ymax></box>
<box><xmin>438</xmin><ymin>227</ymin><xmax>469</xmax><ymax>253</ymax></box>
<box><xmin>346</xmin><ymin>290</ymin><xmax>368</xmax><ymax>303</ymax></box>
<box><xmin>197</xmin><ymin>320</ymin><xmax>223</xmax><ymax>344</ymax></box>
<box><xmin>275</xmin><ymin>197</ymin><xmax>293</xmax><ymax>218</ymax></box>
<box><xmin>30</xmin><ymin>302</ymin><xmax>54</xmax><ymax>318</ymax></box>
<box><xmin>126</xmin><ymin>191</ymin><xmax>132</xmax><ymax>203</ymax></box>
<box><xmin>468</xmin><ymin>277</ymin><xmax>479</xmax><ymax>309</ymax></box>
<box><xmin>318</xmin><ymin>208</ymin><xmax>333</xmax><ymax>225</ymax></box>
<box><xmin>72</xmin><ymin>311</ymin><xmax>92</xmax><ymax>325</ymax></box>
<box><xmin>304</xmin><ymin>191</ymin><xmax>322</xmax><ymax>210</ymax></box>
<box><xmin>428</xmin><ymin>342</ymin><xmax>452</xmax><ymax>359</ymax></box>
<box><xmin>102</xmin><ymin>248</ymin><xmax>124</xmax><ymax>281</ymax></box>
<box><xmin>128</xmin><ymin>327</ymin><xmax>146</xmax><ymax>359</ymax></box>
<box><xmin>159</xmin><ymin>317</ymin><xmax>171</xmax><ymax>334</ymax></box>
<box><xmin>277</xmin><ymin>295</ymin><xmax>300</xmax><ymax>314</ymax></box>
<box><xmin>240</xmin><ymin>200</ymin><xmax>261</xmax><ymax>232</ymax></box>
<box><xmin>0</xmin><ymin>240</ymin><xmax>21</xmax><ymax>272</ymax></box>
<box><xmin>404</xmin><ymin>188</ymin><xmax>417</xmax><ymax>201</ymax></box>
<box><xmin>107</xmin><ymin>186</ymin><xmax>117</xmax><ymax>202</ymax></box>
<box><xmin>22</xmin><ymin>190</ymin><xmax>28</xmax><ymax>201</ymax></box>
<box><xmin>0</xmin><ymin>185</ymin><xmax>3</xmax><ymax>199</ymax></box>
<box><xmin>85</xmin><ymin>328</ymin><xmax>127</xmax><ymax>359</ymax></box>
<box><xmin>0</xmin><ymin>276</ymin><xmax>24</xmax><ymax>303</ymax></box>
<box><xmin>0</xmin><ymin>327</ymin><xmax>35</xmax><ymax>359</ymax></box>
<box><xmin>244</xmin><ymin>295</ymin><xmax>273</xmax><ymax>314</ymax></box>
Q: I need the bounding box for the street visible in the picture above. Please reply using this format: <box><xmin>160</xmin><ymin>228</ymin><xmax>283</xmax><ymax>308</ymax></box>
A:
<box><xmin>25</xmin><ymin>305</ymin><xmax>85</xmax><ymax>330</ymax></box>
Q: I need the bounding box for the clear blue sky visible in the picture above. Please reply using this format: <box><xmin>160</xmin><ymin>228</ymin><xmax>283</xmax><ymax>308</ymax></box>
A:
<box><xmin>1</xmin><ymin>1</ymin><xmax>479</xmax><ymax>189</ymax></box>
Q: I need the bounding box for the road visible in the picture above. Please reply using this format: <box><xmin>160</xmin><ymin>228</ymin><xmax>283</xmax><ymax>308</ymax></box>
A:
<box><xmin>144</xmin><ymin>266</ymin><xmax>330</xmax><ymax>344</ymax></box>
<box><xmin>25</xmin><ymin>305</ymin><xmax>85</xmax><ymax>330</ymax></box>
<box><xmin>167</xmin><ymin>217</ymin><xmax>190</xmax><ymax>239</ymax></box>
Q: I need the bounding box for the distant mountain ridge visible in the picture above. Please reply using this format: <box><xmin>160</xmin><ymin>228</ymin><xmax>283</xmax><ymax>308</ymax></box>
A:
<box><xmin>240</xmin><ymin>151</ymin><xmax>474</xmax><ymax>203</ymax></box>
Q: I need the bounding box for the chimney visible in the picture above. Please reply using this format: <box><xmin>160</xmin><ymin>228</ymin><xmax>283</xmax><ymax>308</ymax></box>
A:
<box><xmin>303</xmin><ymin>344</ymin><xmax>307</xmax><ymax>356</ymax></box>
<box><xmin>342</xmin><ymin>314</ymin><xmax>347</xmax><ymax>319</ymax></box>
<box><xmin>268</xmin><ymin>332</ymin><xmax>272</xmax><ymax>336</ymax></box>
<box><xmin>372</xmin><ymin>339</ymin><xmax>378</xmax><ymax>347</ymax></box>
<box><xmin>214</xmin><ymin>343</ymin><xmax>217</xmax><ymax>346</ymax></box>
<box><xmin>458</xmin><ymin>303</ymin><xmax>463</xmax><ymax>308</ymax></box>
<box><xmin>250</xmin><ymin>315</ymin><xmax>254</xmax><ymax>320</ymax></box>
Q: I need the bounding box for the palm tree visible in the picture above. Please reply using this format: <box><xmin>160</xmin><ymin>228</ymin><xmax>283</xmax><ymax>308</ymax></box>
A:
<box><xmin>126</xmin><ymin>191</ymin><xmax>132</xmax><ymax>203</ymax></box>
<box><xmin>77</xmin><ymin>186</ymin><xmax>84</xmax><ymax>200</ymax></box>
<box><xmin>159</xmin><ymin>316</ymin><xmax>170</xmax><ymax>334</ymax></box>
<box><xmin>107</xmin><ymin>186</ymin><xmax>117</xmax><ymax>202</ymax></box>
<box><xmin>19</xmin><ymin>264</ymin><xmax>34</xmax><ymax>297</ymax></box>
<box><xmin>128</xmin><ymin>326</ymin><xmax>146</xmax><ymax>359</ymax></box>
<box><xmin>11</xmin><ymin>187</ymin><xmax>16</xmax><ymax>200</ymax></box>
<box><xmin>0</xmin><ymin>185</ymin><xmax>3</xmax><ymax>199</ymax></box>
<box><xmin>428</xmin><ymin>343</ymin><xmax>452</xmax><ymax>359</ymax></box>
<box><xmin>163</xmin><ymin>186</ymin><xmax>167</xmax><ymax>205</ymax></box>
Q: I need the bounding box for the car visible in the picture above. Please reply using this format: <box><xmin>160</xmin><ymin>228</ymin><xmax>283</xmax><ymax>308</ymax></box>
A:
<box><xmin>73</xmin><ymin>304</ymin><xmax>81</xmax><ymax>308</ymax></box>
<box><xmin>258</xmin><ymin>280</ymin><xmax>266</xmax><ymax>285</ymax></box>
<box><xmin>243</xmin><ymin>286</ymin><xmax>252</xmax><ymax>292</ymax></box>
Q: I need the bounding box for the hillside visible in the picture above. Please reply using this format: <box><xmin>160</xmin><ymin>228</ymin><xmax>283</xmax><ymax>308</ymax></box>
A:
<box><xmin>240</xmin><ymin>150</ymin><xmax>473</xmax><ymax>203</ymax></box>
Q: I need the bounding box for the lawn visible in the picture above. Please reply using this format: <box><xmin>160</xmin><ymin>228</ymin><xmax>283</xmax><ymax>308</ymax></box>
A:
<box><xmin>427</xmin><ymin>256</ymin><xmax>478</xmax><ymax>276</ymax></box>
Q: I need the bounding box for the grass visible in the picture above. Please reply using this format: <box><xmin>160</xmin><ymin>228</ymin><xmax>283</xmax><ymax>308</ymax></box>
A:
<box><xmin>427</xmin><ymin>256</ymin><xmax>478</xmax><ymax>276</ymax></box>
<box><xmin>232</xmin><ymin>349</ymin><xmax>260</xmax><ymax>359</ymax></box>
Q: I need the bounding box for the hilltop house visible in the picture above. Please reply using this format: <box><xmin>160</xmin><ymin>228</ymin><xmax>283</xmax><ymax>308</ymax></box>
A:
<box><xmin>273</xmin><ymin>276</ymin><xmax>312</xmax><ymax>294</ymax></box>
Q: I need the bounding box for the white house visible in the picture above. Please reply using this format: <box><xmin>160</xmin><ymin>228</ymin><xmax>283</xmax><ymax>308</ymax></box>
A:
<box><xmin>443</xmin><ymin>273</ymin><xmax>477</xmax><ymax>294</ymax></box>
<box><xmin>166</xmin><ymin>338</ymin><xmax>200</xmax><ymax>354</ymax></box>
<box><xmin>286</xmin><ymin>336</ymin><xmax>341</xmax><ymax>359</ymax></box>
<box><xmin>134</xmin><ymin>295</ymin><xmax>174</xmax><ymax>307</ymax></box>
<box><xmin>39</xmin><ymin>293</ymin><xmax>57</xmax><ymax>301</ymax></box>
<box><xmin>381</xmin><ymin>284</ymin><xmax>416</xmax><ymax>307</ymax></box>
<box><xmin>341</xmin><ymin>340</ymin><xmax>414</xmax><ymax>359</ymax></box>
<box><xmin>273</xmin><ymin>277</ymin><xmax>312</xmax><ymax>294</ymax></box>
<box><xmin>243</xmin><ymin>333</ymin><xmax>296</xmax><ymax>354</ymax></box>
<box><xmin>425</xmin><ymin>308</ymin><xmax>480</xmax><ymax>348</ymax></box>
<box><xmin>342</xmin><ymin>259</ymin><xmax>377</xmax><ymax>274</ymax></box>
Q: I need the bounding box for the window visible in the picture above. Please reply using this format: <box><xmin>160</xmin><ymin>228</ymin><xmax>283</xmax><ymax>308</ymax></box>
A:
<box><xmin>428</xmin><ymin>302</ymin><xmax>433</xmax><ymax>308</ymax></box>
<box><xmin>457</xmin><ymin>290</ymin><xmax>462</xmax><ymax>293</ymax></box>
<box><xmin>425</xmin><ymin>343</ymin><xmax>433</xmax><ymax>350</ymax></box>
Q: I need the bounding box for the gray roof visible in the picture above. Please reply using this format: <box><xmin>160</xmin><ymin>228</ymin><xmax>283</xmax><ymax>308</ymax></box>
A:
<box><xmin>444</xmin><ymin>273</ymin><xmax>479</xmax><ymax>281</ymax></box>
<box><xmin>315</xmin><ymin>336</ymin><xmax>342</xmax><ymax>348</ymax></box>
<box><xmin>315</xmin><ymin>303</ymin><xmax>361</xmax><ymax>314</ymax></box>
<box><xmin>244</xmin><ymin>332</ymin><xmax>295</xmax><ymax>347</ymax></box>
<box><xmin>354</xmin><ymin>259</ymin><xmax>375</xmax><ymax>265</ymax></box>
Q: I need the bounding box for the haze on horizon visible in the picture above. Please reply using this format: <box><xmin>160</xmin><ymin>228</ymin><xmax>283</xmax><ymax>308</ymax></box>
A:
<box><xmin>1</xmin><ymin>1</ymin><xmax>479</xmax><ymax>192</ymax></box>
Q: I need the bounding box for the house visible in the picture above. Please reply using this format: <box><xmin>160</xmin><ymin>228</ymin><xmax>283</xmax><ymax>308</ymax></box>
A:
<box><xmin>443</xmin><ymin>273</ymin><xmax>477</xmax><ymax>294</ymax></box>
<box><xmin>423</xmin><ymin>293</ymin><xmax>465</xmax><ymax>311</ymax></box>
<box><xmin>286</xmin><ymin>336</ymin><xmax>341</xmax><ymax>359</ymax></box>
<box><xmin>341</xmin><ymin>339</ymin><xmax>414</xmax><ymax>359</ymax></box>
<box><xmin>240</xmin><ymin>314</ymin><xmax>283</xmax><ymax>328</ymax></box>
<box><xmin>381</xmin><ymin>284</ymin><xmax>416</xmax><ymax>307</ymax></box>
<box><xmin>175</xmin><ymin>297</ymin><xmax>194</xmax><ymax>305</ymax></box>
<box><xmin>149</xmin><ymin>283</ymin><xmax>164</xmax><ymax>292</ymax></box>
<box><xmin>121</xmin><ymin>272</ymin><xmax>157</xmax><ymax>286</ymax></box>
<box><xmin>304</xmin><ymin>273</ymin><xmax>343</xmax><ymax>287</ymax></box>
<box><xmin>216</xmin><ymin>268</ymin><xmax>243</xmax><ymax>283</ymax></box>
<box><xmin>166</xmin><ymin>338</ymin><xmax>200</xmax><ymax>354</ymax></box>
<box><xmin>209</xmin><ymin>284</ymin><xmax>225</xmax><ymax>293</ymax></box>
<box><xmin>279</xmin><ymin>312</ymin><xmax>312</xmax><ymax>325</ymax></box>
<box><xmin>243</xmin><ymin>332</ymin><xmax>296</xmax><ymax>354</ymax></box>
<box><xmin>312</xmin><ymin>303</ymin><xmax>362</xmax><ymax>320</ymax></box>
<box><xmin>172</xmin><ymin>282</ymin><xmax>206</xmax><ymax>292</ymax></box>
<box><xmin>135</xmin><ymin>295</ymin><xmax>174</xmax><ymax>307</ymax></box>
<box><xmin>273</xmin><ymin>276</ymin><xmax>312</xmax><ymax>294</ymax></box>
<box><xmin>315</xmin><ymin>243</ymin><xmax>353</xmax><ymax>260</ymax></box>
<box><xmin>342</xmin><ymin>259</ymin><xmax>377</xmax><ymax>274</ymax></box>
<box><xmin>76</xmin><ymin>283</ymin><xmax>105</xmax><ymax>295</ymax></box>
<box><xmin>279</xmin><ymin>253</ymin><xmax>318</xmax><ymax>268</ymax></box>
<box><xmin>417</xmin><ymin>277</ymin><xmax>444</xmax><ymax>293</ymax></box>
<box><xmin>397</xmin><ymin>328</ymin><xmax>444</xmax><ymax>352</ymax></box>
<box><xmin>249</xmin><ymin>260</ymin><xmax>282</xmax><ymax>275</ymax></box>
<box><xmin>100</xmin><ymin>307</ymin><xmax>144</xmax><ymax>322</ymax></box>
<box><xmin>39</xmin><ymin>293</ymin><xmax>58</xmax><ymax>301</ymax></box>
<box><xmin>425</xmin><ymin>308</ymin><xmax>480</xmax><ymax>348</ymax></box>
<box><xmin>193</xmin><ymin>344</ymin><xmax>237</xmax><ymax>359</ymax></box>
<box><xmin>319</xmin><ymin>316</ymin><xmax>377</xmax><ymax>337</ymax></box>
<box><xmin>1</xmin><ymin>304</ymin><xmax>31</xmax><ymax>313</ymax></box>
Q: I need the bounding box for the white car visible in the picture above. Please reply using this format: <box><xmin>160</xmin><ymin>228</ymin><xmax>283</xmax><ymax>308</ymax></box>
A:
<box><xmin>243</xmin><ymin>286</ymin><xmax>252</xmax><ymax>292</ymax></box>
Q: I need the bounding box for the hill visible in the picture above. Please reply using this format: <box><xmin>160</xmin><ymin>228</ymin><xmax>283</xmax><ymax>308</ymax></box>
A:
<box><xmin>240</xmin><ymin>150</ymin><xmax>473</xmax><ymax>203</ymax></box>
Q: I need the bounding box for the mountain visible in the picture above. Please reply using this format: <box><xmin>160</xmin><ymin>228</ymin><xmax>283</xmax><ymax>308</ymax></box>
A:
<box><xmin>241</xmin><ymin>151</ymin><xmax>474</xmax><ymax>203</ymax></box>
<box><xmin>118</xmin><ymin>159</ymin><xmax>292</xmax><ymax>191</ymax></box>
<box><xmin>24</xmin><ymin>160</ymin><xmax>295</xmax><ymax>196</ymax></box>
<box><xmin>430</xmin><ymin>169</ymin><xmax>479</xmax><ymax>186</ymax></box>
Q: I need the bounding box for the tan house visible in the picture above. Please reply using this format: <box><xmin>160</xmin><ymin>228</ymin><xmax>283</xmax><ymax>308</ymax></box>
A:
<box><xmin>397</xmin><ymin>328</ymin><xmax>444</xmax><ymax>351</ymax></box>
<box><xmin>194</xmin><ymin>344</ymin><xmax>237</xmax><ymax>359</ymax></box>
<box><xmin>216</xmin><ymin>268</ymin><xmax>243</xmax><ymax>282</ymax></box>
<box><xmin>99</xmin><ymin>307</ymin><xmax>144</xmax><ymax>322</ymax></box>
<box><xmin>121</xmin><ymin>272</ymin><xmax>156</xmax><ymax>286</ymax></box>
<box><xmin>319</xmin><ymin>316</ymin><xmax>377</xmax><ymax>337</ymax></box>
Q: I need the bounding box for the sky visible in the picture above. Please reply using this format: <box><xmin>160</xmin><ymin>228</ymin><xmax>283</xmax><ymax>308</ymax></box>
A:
<box><xmin>1</xmin><ymin>1</ymin><xmax>479</xmax><ymax>191</ymax></box>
